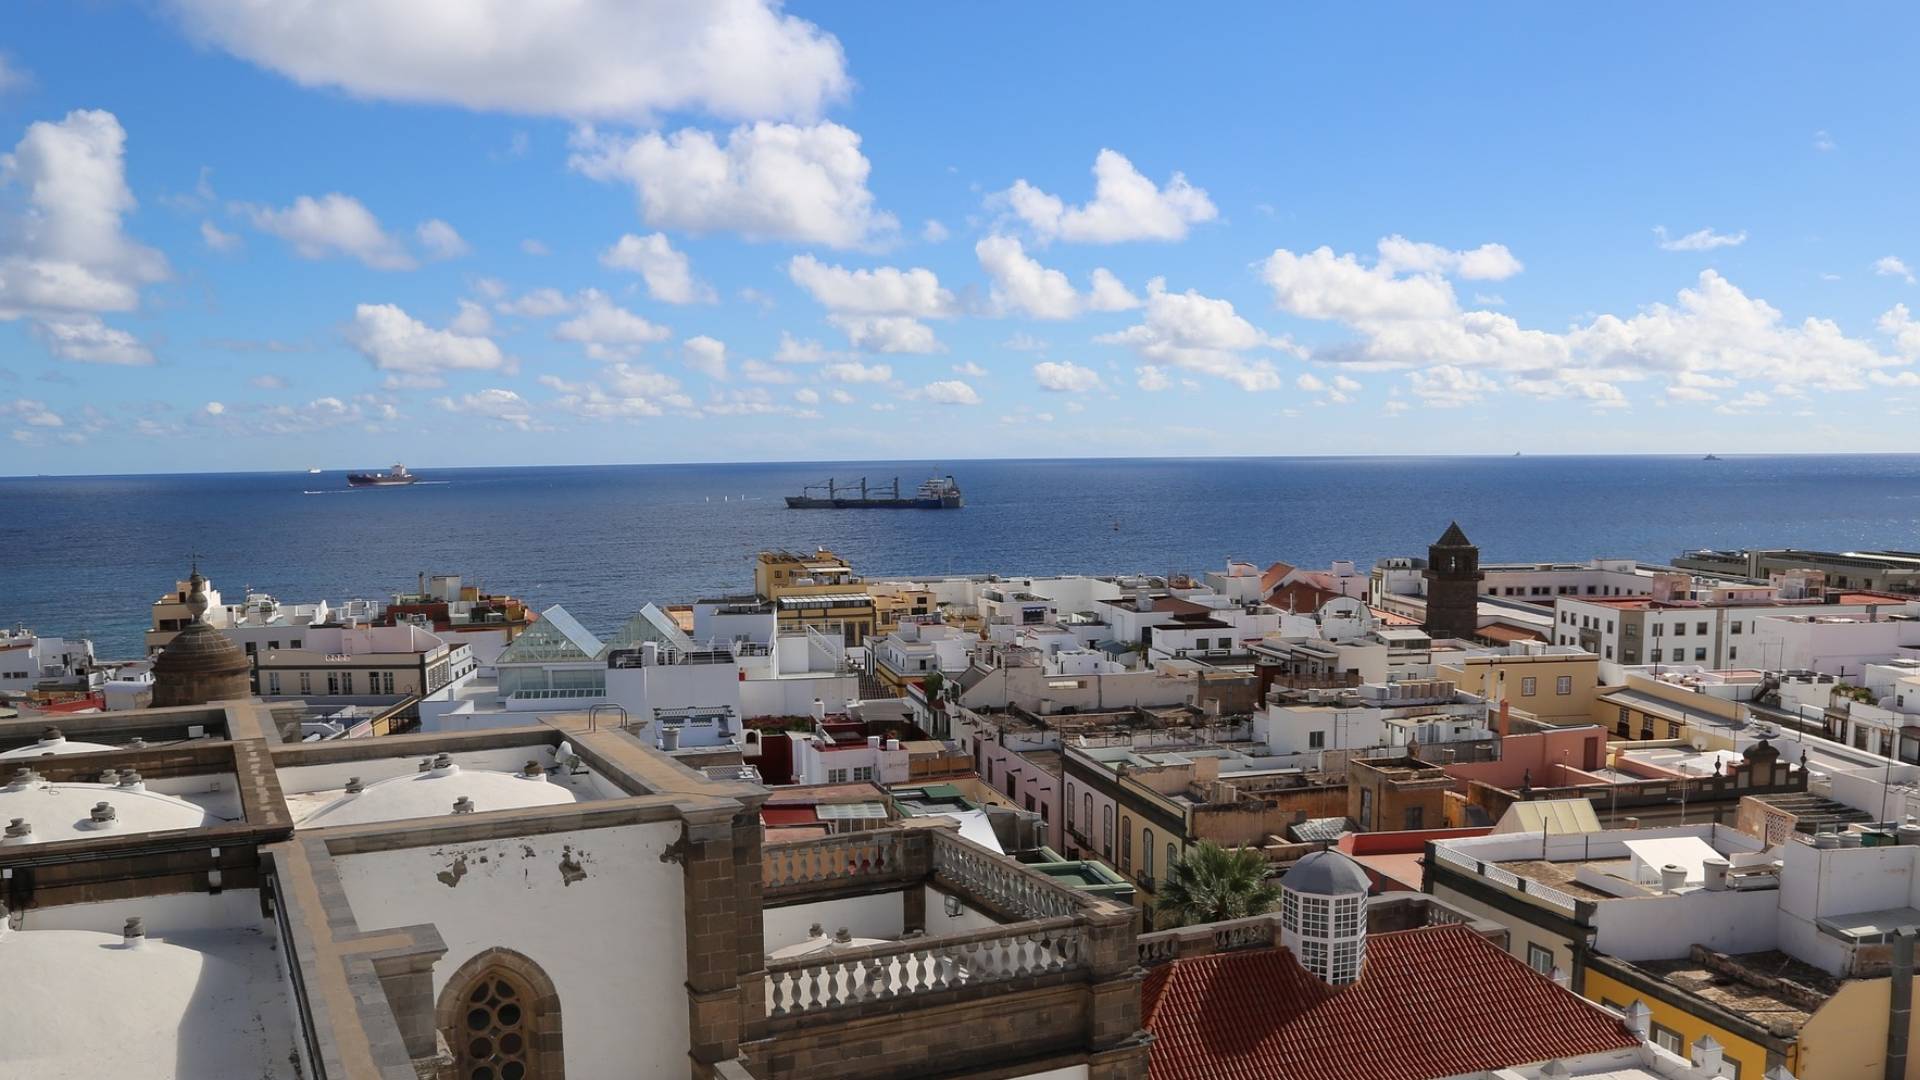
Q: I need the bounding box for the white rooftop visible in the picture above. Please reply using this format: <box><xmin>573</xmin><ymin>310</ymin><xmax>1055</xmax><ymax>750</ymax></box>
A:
<box><xmin>0</xmin><ymin>925</ymin><xmax>302</xmax><ymax>1078</ymax></box>
<box><xmin>296</xmin><ymin>759</ymin><xmax>581</xmax><ymax>828</ymax></box>
<box><xmin>0</xmin><ymin>777</ymin><xmax>214</xmax><ymax>845</ymax></box>
<box><xmin>0</xmin><ymin>734</ymin><xmax>118</xmax><ymax>759</ymax></box>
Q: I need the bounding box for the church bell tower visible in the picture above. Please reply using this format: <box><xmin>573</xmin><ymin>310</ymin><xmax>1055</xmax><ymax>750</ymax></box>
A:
<box><xmin>1422</xmin><ymin>521</ymin><xmax>1483</xmax><ymax>641</ymax></box>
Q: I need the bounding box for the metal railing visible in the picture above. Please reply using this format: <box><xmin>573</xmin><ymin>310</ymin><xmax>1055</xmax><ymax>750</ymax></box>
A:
<box><xmin>765</xmin><ymin>917</ymin><xmax>1083</xmax><ymax>1018</ymax></box>
<box><xmin>1431</xmin><ymin>844</ymin><xmax>1581</xmax><ymax>915</ymax></box>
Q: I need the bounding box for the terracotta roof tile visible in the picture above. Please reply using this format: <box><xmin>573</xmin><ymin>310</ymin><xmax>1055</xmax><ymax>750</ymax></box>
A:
<box><xmin>1140</xmin><ymin>923</ymin><xmax>1639</xmax><ymax>1080</ymax></box>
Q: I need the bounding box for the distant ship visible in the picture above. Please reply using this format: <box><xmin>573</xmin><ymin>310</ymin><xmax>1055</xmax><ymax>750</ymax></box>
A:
<box><xmin>347</xmin><ymin>464</ymin><xmax>418</xmax><ymax>488</ymax></box>
<box><xmin>1703</xmin><ymin>454</ymin><xmax>1723</xmax><ymax>461</ymax></box>
<box><xmin>307</xmin><ymin>467</ymin><xmax>322</xmax><ymax>474</ymax></box>
<box><xmin>786</xmin><ymin>475</ymin><xmax>962</xmax><ymax>509</ymax></box>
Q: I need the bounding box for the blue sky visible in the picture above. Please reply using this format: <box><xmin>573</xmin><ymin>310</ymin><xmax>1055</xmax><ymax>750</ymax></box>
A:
<box><xmin>3</xmin><ymin>3</ymin><xmax>1918</xmax><ymax>473</ymax></box>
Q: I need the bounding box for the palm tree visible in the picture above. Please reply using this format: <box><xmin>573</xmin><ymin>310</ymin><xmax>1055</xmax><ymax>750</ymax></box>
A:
<box><xmin>1153</xmin><ymin>841</ymin><xmax>1280</xmax><ymax>929</ymax></box>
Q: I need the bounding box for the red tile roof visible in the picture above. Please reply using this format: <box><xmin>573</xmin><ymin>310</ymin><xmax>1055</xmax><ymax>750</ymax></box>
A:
<box><xmin>1140</xmin><ymin>924</ymin><xmax>1639</xmax><ymax>1080</ymax></box>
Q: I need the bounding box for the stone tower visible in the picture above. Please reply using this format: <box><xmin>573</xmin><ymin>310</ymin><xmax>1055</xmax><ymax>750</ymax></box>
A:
<box><xmin>1422</xmin><ymin>521</ymin><xmax>1483</xmax><ymax>641</ymax></box>
<box><xmin>150</xmin><ymin>564</ymin><xmax>254</xmax><ymax>708</ymax></box>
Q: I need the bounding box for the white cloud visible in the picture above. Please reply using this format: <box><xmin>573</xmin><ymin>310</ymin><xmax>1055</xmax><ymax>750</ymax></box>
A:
<box><xmin>921</xmin><ymin>379</ymin><xmax>981</xmax><ymax>405</ymax></box>
<box><xmin>827</xmin><ymin>314</ymin><xmax>942</xmax><ymax>354</ymax></box>
<box><xmin>0</xmin><ymin>56</ymin><xmax>29</xmax><ymax>94</ymax></box>
<box><xmin>1001</xmin><ymin>332</ymin><xmax>1048</xmax><ymax>352</ymax></box>
<box><xmin>1333</xmin><ymin>375</ymin><xmax>1361</xmax><ymax>393</ymax></box>
<box><xmin>740</xmin><ymin>359</ymin><xmax>796</xmax><ymax>383</ymax></box>
<box><xmin>0</xmin><ymin>109</ymin><xmax>169</xmax><ymax>361</ymax></box>
<box><xmin>238</xmin><ymin>193</ymin><xmax>416</xmax><ymax>269</ymax></box>
<box><xmin>1033</xmin><ymin>360</ymin><xmax>1102</xmax><ymax>392</ymax></box>
<box><xmin>922</xmin><ymin>220</ymin><xmax>950</xmax><ymax>243</ymax></box>
<box><xmin>554</xmin><ymin>289</ymin><xmax>670</xmax><ymax>359</ymax></box>
<box><xmin>1295</xmin><ymin>373</ymin><xmax>1326</xmax><ymax>392</ymax></box>
<box><xmin>1875</xmin><ymin>256</ymin><xmax>1916</xmax><ymax>285</ymax></box>
<box><xmin>1087</xmin><ymin>268</ymin><xmax>1142</xmax><ymax>311</ymax></box>
<box><xmin>604</xmin><ymin>363</ymin><xmax>685</xmax><ymax>402</ymax></box>
<box><xmin>345</xmin><ymin>302</ymin><xmax>510</xmax><ymax>378</ymax></box>
<box><xmin>793</xmin><ymin>387</ymin><xmax>820</xmax><ymax>405</ymax></box>
<box><xmin>952</xmin><ymin>361</ymin><xmax>989</xmax><ymax>377</ymax></box>
<box><xmin>570</xmin><ymin>122</ymin><xmax>895</xmax><ymax>248</ymax></box>
<box><xmin>683</xmin><ymin>335</ymin><xmax>728</xmax><ymax>379</ymax></box>
<box><xmin>829</xmin><ymin>388</ymin><xmax>855</xmax><ymax>404</ymax></box>
<box><xmin>1001</xmin><ymin>149</ymin><xmax>1216</xmax><ymax>243</ymax></box>
<box><xmin>1097</xmin><ymin>281</ymin><xmax>1291</xmax><ymax>391</ymax></box>
<box><xmin>774</xmin><ymin>332</ymin><xmax>830</xmax><ymax>364</ymax></box>
<box><xmin>1714</xmin><ymin>390</ymin><xmax>1771</xmax><ymax>415</ymax></box>
<box><xmin>250</xmin><ymin>374</ymin><xmax>289</xmax><ymax>390</ymax></box>
<box><xmin>1881</xmin><ymin>305</ymin><xmax>1920</xmax><ymax>359</ymax></box>
<box><xmin>449</xmin><ymin>299</ymin><xmax>493</xmax><ymax>336</ymax></box>
<box><xmin>165</xmin><ymin>0</ymin><xmax>849</xmax><ymax>123</ymax></box>
<box><xmin>788</xmin><ymin>254</ymin><xmax>954</xmax><ymax>316</ymax></box>
<box><xmin>1261</xmin><ymin>245</ymin><xmax>1459</xmax><ymax>322</ymax></box>
<box><xmin>520</xmin><ymin>238</ymin><xmax>550</xmax><ymax>256</ymax></box>
<box><xmin>601</xmin><ymin>232</ymin><xmax>714</xmax><ymax>304</ymax></box>
<box><xmin>31</xmin><ymin>316</ymin><xmax>154</xmax><ymax>365</ymax></box>
<box><xmin>200</xmin><ymin>219</ymin><xmax>242</xmax><ymax>252</ymax></box>
<box><xmin>1375</xmin><ymin>235</ymin><xmax>1523</xmax><ymax>280</ymax></box>
<box><xmin>1136</xmin><ymin>365</ymin><xmax>1170</xmax><ymax>391</ymax></box>
<box><xmin>3</xmin><ymin>398</ymin><xmax>62</xmax><ymax>427</ymax></box>
<box><xmin>1654</xmin><ymin>226</ymin><xmax>1747</xmax><ymax>252</ymax></box>
<box><xmin>496</xmin><ymin>287</ymin><xmax>574</xmax><ymax>317</ymax></box>
<box><xmin>821</xmin><ymin>360</ymin><xmax>892</xmax><ymax>383</ymax></box>
<box><xmin>976</xmin><ymin>236</ymin><xmax>1079</xmax><ymax>319</ymax></box>
<box><xmin>416</xmin><ymin>218</ymin><xmax>470</xmax><ymax>260</ymax></box>
<box><xmin>437</xmin><ymin>388</ymin><xmax>535</xmax><ymax>430</ymax></box>
<box><xmin>1408</xmin><ymin>365</ymin><xmax>1497</xmax><ymax>408</ymax></box>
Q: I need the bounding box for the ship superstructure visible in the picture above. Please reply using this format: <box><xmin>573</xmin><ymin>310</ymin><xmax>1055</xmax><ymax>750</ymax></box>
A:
<box><xmin>785</xmin><ymin>475</ymin><xmax>962</xmax><ymax>509</ymax></box>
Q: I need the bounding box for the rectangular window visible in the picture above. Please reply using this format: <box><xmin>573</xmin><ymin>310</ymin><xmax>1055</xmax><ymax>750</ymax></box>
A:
<box><xmin>341</xmin><ymin>672</ymin><xmax>353</xmax><ymax>695</ymax></box>
<box><xmin>290</xmin><ymin>638</ymin><xmax>301</xmax><ymax>650</ymax></box>
<box><xmin>1728</xmin><ymin>646</ymin><xmax>1738</xmax><ymax>661</ymax></box>
<box><xmin>1651</xmin><ymin>649</ymin><xmax>1663</xmax><ymax>663</ymax></box>
<box><xmin>1673</xmin><ymin>623</ymin><xmax>1686</xmax><ymax>637</ymax></box>
<box><xmin>852</xmin><ymin>766</ymin><xmax>873</xmax><ymax>782</ymax></box>
<box><xmin>1650</xmin><ymin>1024</ymin><xmax>1683</xmax><ymax>1055</ymax></box>
<box><xmin>1730</xmin><ymin>621</ymin><xmax>1743</xmax><ymax>635</ymax></box>
<box><xmin>299</xmin><ymin>671</ymin><xmax>311</xmax><ymax>694</ymax></box>
<box><xmin>1526</xmin><ymin>943</ymin><xmax>1554</xmax><ymax>975</ymax></box>
<box><xmin>1625</xmin><ymin>624</ymin><xmax>1638</xmax><ymax>638</ymax></box>
<box><xmin>1308</xmin><ymin>731</ymin><xmax>1326</xmax><ymax>749</ymax></box>
<box><xmin>267</xmin><ymin>672</ymin><xmax>281</xmax><ymax>695</ymax></box>
<box><xmin>1521</xmin><ymin>677</ymin><xmax>1537</xmax><ymax>697</ymax></box>
<box><xmin>383</xmin><ymin>671</ymin><xmax>395</xmax><ymax>694</ymax></box>
<box><xmin>1606</xmin><ymin>620</ymin><xmax>1613</xmax><ymax>633</ymax></box>
<box><xmin>1403</xmin><ymin>806</ymin><xmax>1424</xmax><ymax>830</ymax></box>
<box><xmin>1651</xmin><ymin>623</ymin><xmax>1663</xmax><ymax>636</ymax></box>
<box><xmin>1695</xmin><ymin>647</ymin><xmax>1707</xmax><ymax>662</ymax></box>
<box><xmin>325</xmin><ymin>672</ymin><xmax>338</xmax><ymax>695</ymax></box>
<box><xmin>1697</xmin><ymin>622</ymin><xmax>1709</xmax><ymax>635</ymax></box>
<box><xmin>1556</xmin><ymin>675</ymin><xmax>1573</xmax><ymax>695</ymax></box>
<box><xmin>827</xmin><ymin>768</ymin><xmax>848</xmax><ymax>784</ymax></box>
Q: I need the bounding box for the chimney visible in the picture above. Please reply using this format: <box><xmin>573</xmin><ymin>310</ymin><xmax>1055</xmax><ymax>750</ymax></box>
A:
<box><xmin>1659</xmin><ymin>864</ymin><xmax>1686</xmax><ymax>893</ymax></box>
<box><xmin>1702</xmin><ymin>857</ymin><xmax>1730</xmax><ymax>891</ymax></box>
<box><xmin>660</xmin><ymin>726</ymin><xmax>680</xmax><ymax>751</ymax></box>
<box><xmin>811</xmin><ymin>698</ymin><xmax>827</xmax><ymax>724</ymax></box>
<box><xmin>1689</xmin><ymin>1034</ymin><xmax>1724</xmax><ymax>1073</ymax></box>
<box><xmin>121</xmin><ymin>917</ymin><xmax>146</xmax><ymax>950</ymax></box>
<box><xmin>1622</xmin><ymin>999</ymin><xmax>1652</xmax><ymax>1040</ymax></box>
<box><xmin>452</xmin><ymin>796</ymin><xmax>475</xmax><ymax>814</ymax></box>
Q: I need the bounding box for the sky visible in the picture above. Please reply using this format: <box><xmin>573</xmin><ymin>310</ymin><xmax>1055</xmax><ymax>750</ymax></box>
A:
<box><xmin>3</xmin><ymin>3</ymin><xmax>1919</xmax><ymax>474</ymax></box>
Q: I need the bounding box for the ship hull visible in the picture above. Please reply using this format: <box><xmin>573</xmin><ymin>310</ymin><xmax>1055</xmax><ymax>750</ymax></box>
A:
<box><xmin>785</xmin><ymin>495</ymin><xmax>960</xmax><ymax>509</ymax></box>
<box><xmin>347</xmin><ymin>476</ymin><xmax>418</xmax><ymax>487</ymax></box>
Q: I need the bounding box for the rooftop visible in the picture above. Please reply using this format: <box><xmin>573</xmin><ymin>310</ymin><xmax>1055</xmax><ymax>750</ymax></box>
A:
<box><xmin>1141</xmin><ymin>923</ymin><xmax>1640</xmax><ymax>1080</ymax></box>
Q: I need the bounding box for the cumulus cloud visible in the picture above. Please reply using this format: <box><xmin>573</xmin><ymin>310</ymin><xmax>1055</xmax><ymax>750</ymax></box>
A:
<box><xmin>570</xmin><ymin>122</ymin><xmax>895</xmax><ymax>248</ymax></box>
<box><xmin>601</xmin><ymin>232</ymin><xmax>714</xmax><ymax>304</ymax></box>
<box><xmin>1375</xmin><ymin>235</ymin><xmax>1523</xmax><ymax>280</ymax></box>
<box><xmin>0</xmin><ymin>110</ymin><xmax>167</xmax><ymax>363</ymax></box>
<box><xmin>345</xmin><ymin>302</ymin><xmax>511</xmax><ymax>379</ymax></box>
<box><xmin>2</xmin><ymin>397</ymin><xmax>62</xmax><ymax>428</ymax></box>
<box><xmin>437</xmin><ymin>387</ymin><xmax>535</xmax><ymax>430</ymax></box>
<box><xmin>1097</xmin><ymin>280</ymin><xmax>1293</xmax><ymax>391</ymax></box>
<box><xmin>1654</xmin><ymin>226</ymin><xmax>1747</xmax><ymax>252</ymax></box>
<box><xmin>520</xmin><ymin>238</ymin><xmax>550</xmax><ymax>256</ymax></box>
<box><xmin>794</xmin><ymin>387</ymin><xmax>820</xmax><ymax>404</ymax></box>
<box><xmin>0</xmin><ymin>56</ymin><xmax>28</xmax><ymax>95</ymax></box>
<box><xmin>1876</xmin><ymin>256</ymin><xmax>1916</xmax><ymax>285</ymax></box>
<box><xmin>788</xmin><ymin>254</ymin><xmax>954</xmax><ymax>316</ymax></box>
<box><xmin>683</xmin><ymin>334</ymin><xmax>728</xmax><ymax>378</ymax></box>
<box><xmin>974</xmin><ymin>235</ymin><xmax>1140</xmax><ymax>319</ymax></box>
<box><xmin>1033</xmin><ymin>360</ymin><xmax>1102</xmax><ymax>393</ymax></box>
<box><xmin>921</xmin><ymin>379</ymin><xmax>981</xmax><ymax>405</ymax></box>
<box><xmin>922</xmin><ymin>219</ymin><xmax>949</xmax><ymax>243</ymax></box>
<box><xmin>164</xmin><ymin>0</ymin><xmax>849</xmax><ymax>123</ymax></box>
<box><xmin>416</xmin><ymin>218</ymin><xmax>470</xmax><ymax>260</ymax></box>
<box><xmin>496</xmin><ymin>287</ymin><xmax>574</xmax><ymax>317</ymax></box>
<box><xmin>740</xmin><ymin>359</ymin><xmax>796</xmax><ymax>383</ymax></box>
<box><xmin>1260</xmin><ymin>237</ymin><xmax>1916</xmax><ymax>405</ymax></box>
<box><xmin>1136</xmin><ymin>365</ymin><xmax>1171</xmax><ymax>391</ymax></box>
<box><xmin>774</xmin><ymin>333</ymin><xmax>830</xmax><ymax>364</ymax></box>
<box><xmin>237</xmin><ymin>193</ymin><xmax>416</xmax><ymax>269</ymax></box>
<box><xmin>827</xmin><ymin>314</ymin><xmax>942</xmax><ymax>354</ymax></box>
<box><xmin>1408</xmin><ymin>365</ymin><xmax>1498</xmax><ymax>408</ymax></box>
<box><xmin>554</xmin><ymin>289</ymin><xmax>671</xmax><ymax>359</ymax></box>
<box><xmin>952</xmin><ymin>361</ymin><xmax>989</xmax><ymax>377</ymax></box>
<box><xmin>1000</xmin><ymin>149</ymin><xmax>1216</xmax><ymax>243</ymax></box>
<box><xmin>449</xmin><ymin>299</ymin><xmax>493</xmax><ymax>336</ymax></box>
<box><xmin>200</xmin><ymin>220</ymin><xmax>242</xmax><ymax>252</ymax></box>
<box><xmin>820</xmin><ymin>360</ymin><xmax>892</xmax><ymax>383</ymax></box>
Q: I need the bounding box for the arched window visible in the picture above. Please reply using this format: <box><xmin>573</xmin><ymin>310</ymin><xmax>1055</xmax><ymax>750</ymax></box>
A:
<box><xmin>436</xmin><ymin>948</ymin><xmax>563</xmax><ymax>1080</ymax></box>
<box><xmin>1101</xmin><ymin>804</ymin><xmax>1113</xmax><ymax>859</ymax></box>
<box><xmin>1142</xmin><ymin>828</ymin><xmax>1155</xmax><ymax>882</ymax></box>
<box><xmin>1166</xmin><ymin>843</ymin><xmax>1177</xmax><ymax>880</ymax></box>
<box><xmin>1120</xmin><ymin>815</ymin><xmax>1133</xmax><ymax>872</ymax></box>
<box><xmin>1083</xmin><ymin>793</ymin><xmax>1093</xmax><ymax>841</ymax></box>
<box><xmin>1065</xmin><ymin>782</ymin><xmax>1076</xmax><ymax>829</ymax></box>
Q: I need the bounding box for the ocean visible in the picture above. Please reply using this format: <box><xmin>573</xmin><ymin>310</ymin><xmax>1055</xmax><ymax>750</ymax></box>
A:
<box><xmin>4</xmin><ymin>455</ymin><xmax>1919</xmax><ymax>658</ymax></box>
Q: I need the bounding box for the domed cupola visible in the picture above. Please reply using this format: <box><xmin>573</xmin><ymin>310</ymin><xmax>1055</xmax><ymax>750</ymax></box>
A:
<box><xmin>1279</xmin><ymin>850</ymin><xmax>1371</xmax><ymax>985</ymax></box>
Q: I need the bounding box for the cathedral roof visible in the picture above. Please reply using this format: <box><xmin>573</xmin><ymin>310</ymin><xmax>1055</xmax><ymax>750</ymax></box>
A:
<box><xmin>296</xmin><ymin>759</ymin><xmax>580</xmax><ymax>828</ymax></box>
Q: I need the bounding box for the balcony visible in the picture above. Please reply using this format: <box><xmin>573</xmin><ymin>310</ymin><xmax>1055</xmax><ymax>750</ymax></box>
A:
<box><xmin>749</xmin><ymin>824</ymin><xmax>1145</xmax><ymax>1080</ymax></box>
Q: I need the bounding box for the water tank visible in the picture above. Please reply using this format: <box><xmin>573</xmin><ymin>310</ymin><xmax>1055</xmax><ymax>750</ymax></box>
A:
<box><xmin>1659</xmin><ymin>864</ymin><xmax>1687</xmax><ymax>893</ymax></box>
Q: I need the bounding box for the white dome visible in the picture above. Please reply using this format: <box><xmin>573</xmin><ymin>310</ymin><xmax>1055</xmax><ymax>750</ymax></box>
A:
<box><xmin>0</xmin><ymin>927</ymin><xmax>301</xmax><ymax>1078</ymax></box>
<box><xmin>0</xmin><ymin>778</ymin><xmax>213</xmax><ymax>845</ymax></box>
<box><xmin>1281</xmin><ymin>850</ymin><xmax>1371</xmax><ymax>896</ymax></box>
<box><xmin>297</xmin><ymin>762</ymin><xmax>579</xmax><ymax>828</ymax></box>
<box><xmin>0</xmin><ymin>734</ymin><xmax>119</xmax><ymax>759</ymax></box>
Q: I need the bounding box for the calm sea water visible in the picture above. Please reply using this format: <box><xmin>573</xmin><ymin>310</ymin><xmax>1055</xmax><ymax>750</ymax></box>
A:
<box><xmin>5</xmin><ymin>455</ymin><xmax>1920</xmax><ymax>658</ymax></box>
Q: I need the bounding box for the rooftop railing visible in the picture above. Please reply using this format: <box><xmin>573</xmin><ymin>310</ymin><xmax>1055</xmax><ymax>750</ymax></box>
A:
<box><xmin>1430</xmin><ymin>843</ymin><xmax>1582</xmax><ymax>915</ymax></box>
<box><xmin>763</xmin><ymin>825</ymin><xmax>1102</xmax><ymax>923</ymax></box>
<box><xmin>765</xmin><ymin>917</ymin><xmax>1083</xmax><ymax>1019</ymax></box>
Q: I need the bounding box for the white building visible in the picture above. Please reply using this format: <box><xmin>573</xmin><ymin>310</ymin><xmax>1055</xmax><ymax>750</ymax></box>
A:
<box><xmin>0</xmin><ymin>629</ymin><xmax>97</xmax><ymax>697</ymax></box>
<box><xmin>1254</xmin><ymin>678</ymin><xmax>1491</xmax><ymax>768</ymax></box>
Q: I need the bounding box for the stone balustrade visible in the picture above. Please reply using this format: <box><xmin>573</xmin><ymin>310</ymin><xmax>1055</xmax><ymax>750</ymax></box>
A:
<box><xmin>762</xmin><ymin>830</ymin><xmax>912</xmax><ymax>896</ymax></box>
<box><xmin>765</xmin><ymin>916</ymin><xmax>1084</xmax><ymax>1018</ymax></box>
<box><xmin>1135</xmin><ymin>913</ymin><xmax>1277</xmax><ymax>967</ymax></box>
<box><xmin>930</xmin><ymin>829</ymin><xmax>1083</xmax><ymax>920</ymax></box>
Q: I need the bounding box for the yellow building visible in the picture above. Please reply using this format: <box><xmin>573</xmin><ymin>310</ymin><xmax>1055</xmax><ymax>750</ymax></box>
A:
<box><xmin>868</xmin><ymin>582</ymin><xmax>935</xmax><ymax>634</ymax></box>
<box><xmin>754</xmin><ymin>548</ymin><xmax>877</xmax><ymax>646</ymax></box>
<box><xmin>1595</xmin><ymin>670</ymin><xmax>1743</xmax><ymax>741</ymax></box>
<box><xmin>1436</xmin><ymin>646</ymin><xmax>1600</xmax><ymax>727</ymax></box>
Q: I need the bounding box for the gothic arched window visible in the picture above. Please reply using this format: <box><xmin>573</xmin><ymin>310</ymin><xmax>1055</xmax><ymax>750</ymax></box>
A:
<box><xmin>437</xmin><ymin>948</ymin><xmax>563</xmax><ymax>1080</ymax></box>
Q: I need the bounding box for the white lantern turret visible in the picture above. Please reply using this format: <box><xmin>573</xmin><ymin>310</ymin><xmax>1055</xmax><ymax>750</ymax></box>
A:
<box><xmin>1279</xmin><ymin>850</ymin><xmax>1370</xmax><ymax>985</ymax></box>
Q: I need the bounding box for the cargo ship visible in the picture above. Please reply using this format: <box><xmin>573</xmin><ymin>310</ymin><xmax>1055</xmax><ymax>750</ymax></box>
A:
<box><xmin>785</xmin><ymin>475</ymin><xmax>962</xmax><ymax>509</ymax></box>
<box><xmin>347</xmin><ymin>464</ymin><xmax>418</xmax><ymax>488</ymax></box>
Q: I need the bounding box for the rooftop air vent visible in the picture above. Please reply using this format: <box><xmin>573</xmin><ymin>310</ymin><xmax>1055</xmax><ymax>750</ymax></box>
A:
<box><xmin>344</xmin><ymin>777</ymin><xmax>364</xmax><ymax>794</ymax></box>
<box><xmin>2</xmin><ymin>818</ymin><xmax>31</xmax><ymax>842</ymax></box>
<box><xmin>122</xmin><ymin>917</ymin><xmax>145</xmax><ymax>949</ymax></box>
<box><xmin>89</xmin><ymin>802</ymin><xmax>118</xmax><ymax>826</ymax></box>
<box><xmin>452</xmin><ymin>796</ymin><xmax>475</xmax><ymax>814</ymax></box>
